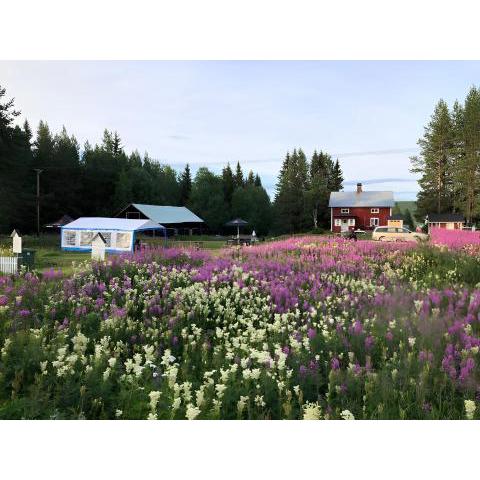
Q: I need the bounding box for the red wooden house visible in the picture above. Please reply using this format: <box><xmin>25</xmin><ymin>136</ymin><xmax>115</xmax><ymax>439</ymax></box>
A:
<box><xmin>328</xmin><ymin>183</ymin><xmax>395</xmax><ymax>233</ymax></box>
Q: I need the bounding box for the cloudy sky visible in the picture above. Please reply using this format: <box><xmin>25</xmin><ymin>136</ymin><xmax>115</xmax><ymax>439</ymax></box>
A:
<box><xmin>2</xmin><ymin>61</ymin><xmax>480</xmax><ymax>200</ymax></box>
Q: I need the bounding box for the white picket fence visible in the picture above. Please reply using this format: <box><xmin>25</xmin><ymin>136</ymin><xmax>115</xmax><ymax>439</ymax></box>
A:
<box><xmin>0</xmin><ymin>256</ymin><xmax>20</xmax><ymax>274</ymax></box>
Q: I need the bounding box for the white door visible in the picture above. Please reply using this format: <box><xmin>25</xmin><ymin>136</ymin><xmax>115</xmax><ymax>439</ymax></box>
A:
<box><xmin>341</xmin><ymin>219</ymin><xmax>349</xmax><ymax>232</ymax></box>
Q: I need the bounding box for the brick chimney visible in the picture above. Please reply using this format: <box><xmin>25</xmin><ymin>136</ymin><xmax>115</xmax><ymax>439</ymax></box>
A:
<box><xmin>356</xmin><ymin>182</ymin><xmax>363</xmax><ymax>194</ymax></box>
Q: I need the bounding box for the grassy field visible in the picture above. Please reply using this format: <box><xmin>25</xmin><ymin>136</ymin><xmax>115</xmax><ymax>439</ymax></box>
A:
<box><xmin>0</xmin><ymin>233</ymin><xmax>228</xmax><ymax>273</ymax></box>
<box><xmin>1</xmin><ymin>231</ymin><xmax>349</xmax><ymax>272</ymax></box>
<box><xmin>395</xmin><ymin>200</ymin><xmax>417</xmax><ymax>215</ymax></box>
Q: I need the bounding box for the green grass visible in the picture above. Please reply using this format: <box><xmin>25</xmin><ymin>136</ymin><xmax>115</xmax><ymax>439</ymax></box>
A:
<box><xmin>34</xmin><ymin>249</ymin><xmax>91</xmax><ymax>275</ymax></box>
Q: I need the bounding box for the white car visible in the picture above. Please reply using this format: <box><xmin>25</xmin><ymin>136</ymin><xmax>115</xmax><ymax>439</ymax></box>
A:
<box><xmin>372</xmin><ymin>226</ymin><xmax>428</xmax><ymax>242</ymax></box>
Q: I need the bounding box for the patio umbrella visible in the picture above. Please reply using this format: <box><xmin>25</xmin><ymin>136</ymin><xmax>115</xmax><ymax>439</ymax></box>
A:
<box><xmin>225</xmin><ymin>218</ymin><xmax>248</xmax><ymax>239</ymax></box>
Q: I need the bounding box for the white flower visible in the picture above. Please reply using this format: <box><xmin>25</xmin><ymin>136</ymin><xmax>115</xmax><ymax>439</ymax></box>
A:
<box><xmin>254</xmin><ymin>395</ymin><xmax>266</xmax><ymax>408</ymax></box>
<box><xmin>408</xmin><ymin>337</ymin><xmax>416</xmax><ymax>348</ymax></box>
<box><xmin>465</xmin><ymin>400</ymin><xmax>476</xmax><ymax>420</ymax></box>
<box><xmin>185</xmin><ymin>404</ymin><xmax>201</xmax><ymax>420</ymax></box>
<box><xmin>215</xmin><ymin>383</ymin><xmax>227</xmax><ymax>397</ymax></box>
<box><xmin>147</xmin><ymin>412</ymin><xmax>158</xmax><ymax>420</ymax></box>
<box><xmin>340</xmin><ymin>410</ymin><xmax>355</xmax><ymax>420</ymax></box>
<box><xmin>303</xmin><ymin>402</ymin><xmax>322</xmax><ymax>420</ymax></box>
<box><xmin>124</xmin><ymin>358</ymin><xmax>134</xmax><ymax>373</ymax></box>
<box><xmin>237</xmin><ymin>396</ymin><xmax>249</xmax><ymax>415</ymax></box>
<box><xmin>108</xmin><ymin>357</ymin><xmax>117</xmax><ymax>368</ymax></box>
<box><xmin>149</xmin><ymin>391</ymin><xmax>161</xmax><ymax>410</ymax></box>
<box><xmin>172</xmin><ymin>397</ymin><xmax>181</xmax><ymax>411</ymax></box>
<box><xmin>115</xmin><ymin>409</ymin><xmax>123</xmax><ymax>418</ymax></box>
<box><xmin>40</xmin><ymin>361</ymin><xmax>48</xmax><ymax>375</ymax></box>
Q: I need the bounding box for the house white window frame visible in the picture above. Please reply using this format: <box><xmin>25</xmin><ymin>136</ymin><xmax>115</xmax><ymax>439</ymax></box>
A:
<box><xmin>340</xmin><ymin>208</ymin><xmax>350</xmax><ymax>214</ymax></box>
<box><xmin>371</xmin><ymin>208</ymin><xmax>379</xmax><ymax>214</ymax></box>
<box><xmin>370</xmin><ymin>217</ymin><xmax>379</xmax><ymax>227</ymax></box>
<box><xmin>63</xmin><ymin>230</ymin><xmax>77</xmax><ymax>247</ymax></box>
<box><xmin>348</xmin><ymin>218</ymin><xmax>355</xmax><ymax>226</ymax></box>
<box><xmin>334</xmin><ymin>218</ymin><xmax>342</xmax><ymax>227</ymax></box>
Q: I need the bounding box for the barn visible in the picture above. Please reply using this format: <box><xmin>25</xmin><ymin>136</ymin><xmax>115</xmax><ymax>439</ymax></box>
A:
<box><xmin>329</xmin><ymin>183</ymin><xmax>395</xmax><ymax>233</ymax></box>
<box><xmin>61</xmin><ymin>217</ymin><xmax>165</xmax><ymax>253</ymax></box>
<box><xmin>427</xmin><ymin>213</ymin><xmax>464</xmax><ymax>233</ymax></box>
<box><xmin>115</xmin><ymin>204</ymin><xmax>205</xmax><ymax>235</ymax></box>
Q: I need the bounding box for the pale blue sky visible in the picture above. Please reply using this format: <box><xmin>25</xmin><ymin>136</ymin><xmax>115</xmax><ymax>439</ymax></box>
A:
<box><xmin>2</xmin><ymin>61</ymin><xmax>480</xmax><ymax>200</ymax></box>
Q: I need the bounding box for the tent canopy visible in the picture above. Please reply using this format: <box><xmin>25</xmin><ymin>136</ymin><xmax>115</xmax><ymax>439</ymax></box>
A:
<box><xmin>225</xmin><ymin>218</ymin><xmax>248</xmax><ymax>226</ymax></box>
<box><xmin>127</xmin><ymin>204</ymin><xmax>204</xmax><ymax>224</ymax></box>
<box><xmin>63</xmin><ymin>217</ymin><xmax>165</xmax><ymax>231</ymax></box>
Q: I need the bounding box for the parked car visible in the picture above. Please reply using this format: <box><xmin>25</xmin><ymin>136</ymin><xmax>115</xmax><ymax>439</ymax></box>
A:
<box><xmin>372</xmin><ymin>226</ymin><xmax>429</xmax><ymax>242</ymax></box>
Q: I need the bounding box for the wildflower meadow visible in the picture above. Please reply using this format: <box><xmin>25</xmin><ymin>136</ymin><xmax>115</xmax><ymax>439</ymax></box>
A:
<box><xmin>1</xmin><ymin>235</ymin><xmax>480</xmax><ymax>420</ymax></box>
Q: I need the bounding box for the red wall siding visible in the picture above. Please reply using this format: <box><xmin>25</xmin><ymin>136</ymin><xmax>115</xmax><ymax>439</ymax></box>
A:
<box><xmin>331</xmin><ymin>207</ymin><xmax>391</xmax><ymax>232</ymax></box>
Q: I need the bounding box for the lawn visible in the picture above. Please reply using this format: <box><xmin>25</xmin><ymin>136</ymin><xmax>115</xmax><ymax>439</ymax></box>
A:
<box><xmin>1</xmin><ymin>235</ymin><xmax>480</xmax><ymax>419</ymax></box>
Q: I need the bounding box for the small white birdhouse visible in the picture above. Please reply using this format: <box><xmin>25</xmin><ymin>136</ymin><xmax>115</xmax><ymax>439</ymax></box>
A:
<box><xmin>91</xmin><ymin>233</ymin><xmax>107</xmax><ymax>261</ymax></box>
<box><xmin>11</xmin><ymin>230</ymin><xmax>22</xmax><ymax>254</ymax></box>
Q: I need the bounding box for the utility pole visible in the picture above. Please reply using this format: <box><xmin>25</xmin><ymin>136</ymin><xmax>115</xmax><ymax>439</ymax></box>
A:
<box><xmin>34</xmin><ymin>169</ymin><xmax>43</xmax><ymax>237</ymax></box>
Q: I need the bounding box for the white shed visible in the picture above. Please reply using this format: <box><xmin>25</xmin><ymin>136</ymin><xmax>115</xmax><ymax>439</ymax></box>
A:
<box><xmin>61</xmin><ymin>217</ymin><xmax>165</xmax><ymax>253</ymax></box>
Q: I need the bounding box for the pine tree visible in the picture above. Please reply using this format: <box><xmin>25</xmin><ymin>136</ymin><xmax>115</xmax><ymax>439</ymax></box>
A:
<box><xmin>246</xmin><ymin>170</ymin><xmax>255</xmax><ymax>185</ymax></box>
<box><xmin>254</xmin><ymin>174</ymin><xmax>262</xmax><ymax>187</ymax></box>
<box><xmin>453</xmin><ymin>87</ymin><xmax>480</xmax><ymax>222</ymax></box>
<box><xmin>179</xmin><ymin>164</ymin><xmax>192</xmax><ymax>205</ymax></box>
<box><xmin>410</xmin><ymin>99</ymin><xmax>455</xmax><ymax>218</ymax></box>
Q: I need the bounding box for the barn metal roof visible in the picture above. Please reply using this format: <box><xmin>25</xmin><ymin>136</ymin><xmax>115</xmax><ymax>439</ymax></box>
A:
<box><xmin>329</xmin><ymin>191</ymin><xmax>395</xmax><ymax>208</ymax></box>
<box><xmin>62</xmin><ymin>217</ymin><xmax>165</xmax><ymax>231</ymax></box>
<box><xmin>132</xmin><ymin>204</ymin><xmax>204</xmax><ymax>224</ymax></box>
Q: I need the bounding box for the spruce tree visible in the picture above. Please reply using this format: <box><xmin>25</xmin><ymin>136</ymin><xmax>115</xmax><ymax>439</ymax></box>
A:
<box><xmin>330</xmin><ymin>159</ymin><xmax>344</xmax><ymax>192</ymax></box>
<box><xmin>247</xmin><ymin>170</ymin><xmax>255</xmax><ymax>185</ymax></box>
<box><xmin>222</xmin><ymin>163</ymin><xmax>235</xmax><ymax>206</ymax></box>
<box><xmin>0</xmin><ymin>85</ymin><xmax>34</xmax><ymax>232</ymax></box>
<box><xmin>179</xmin><ymin>164</ymin><xmax>192</xmax><ymax>205</ymax></box>
<box><xmin>234</xmin><ymin>161</ymin><xmax>244</xmax><ymax>188</ymax></box>
<box><xmin>306</xmin><ymin>150</ymin><xmax>330</xmax><ymax>229</ymax></box>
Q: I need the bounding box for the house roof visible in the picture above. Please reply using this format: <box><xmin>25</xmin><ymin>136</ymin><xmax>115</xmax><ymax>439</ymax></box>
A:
<box><xmin>427</xmin><ymin>213</ymin><xmax>464</xmax><ymax>222</ymax></box>
<box><xmin>329</xmin><ymin>191</ymin><xmax>395</xmax><ymax>208</ymax></box>
<box><xmin>131</xmin><ymin>204</ymin><xmax>204</xmax><ymax>224</ymax></box>
<box><xmin>62</xmin><ymin>217</ymin><xmax>165</xmax><ymax>231</ymax></box>
<box><xmin>388</xmin><ymin>214</ymin><xmax>404</xmax><ymax>220</ymax></box>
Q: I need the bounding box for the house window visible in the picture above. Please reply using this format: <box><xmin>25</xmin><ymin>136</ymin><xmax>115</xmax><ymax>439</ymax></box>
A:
<box><xmin>341</xmin><ymin>208</ymin><xmax>349</xmax><ymax>214</ymax></box>
<box><xmin>370</xmin><ymin>218</ymin><xmax>379</xmax><ymax>227</ymax></box>
<box><xmin>116</xmin><ymin>232</ymin><xmax>132</xmax><ymax>249</ymax></box>
<box><xmin>63</xmin><ymin>230</ymin><xmax>77</xmax><ymax>246</ymax></box>
<box><xmin>348</xmin><ymin>218</ymin><xmax>355</xmax><ymax>226</ymax></box>
<box><xmin>100</xmin><ymin>232</ymin><xmax>112</xmax><ymax>247</ymax></box>
<box><xmin>371</xmin><ymin>208</ymin><xmax>379</xmax><ymax>214</ymax></box>
<box><xmin>334</xmin><ymin>219</ymin><xmax>341</xmax><ymax>227</ymax></box>
<box><xmin>80</xmin><ymin>231</ymin><xmax>95</xmax><ymax>246</ymax></box>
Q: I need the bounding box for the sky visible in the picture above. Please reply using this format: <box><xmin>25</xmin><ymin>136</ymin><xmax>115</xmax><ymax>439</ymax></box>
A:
<box><xmin>2</xmin><ymin>60</ymin><xmax>480</xmax><ymax>200</ymax></box>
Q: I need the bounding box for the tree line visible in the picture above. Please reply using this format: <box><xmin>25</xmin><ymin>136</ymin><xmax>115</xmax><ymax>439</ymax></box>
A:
<box><xmin>273</xmin><ymin>149</ymin><xmax>343</xmax><ymax>233</ymax></box>
<box><xmin>411</xmin><ymin>86</ymin><xmax>480</xmax><ymax>223</ymax></box>
<box><xmin>1</xmin><ymin>84</ymin><xmax>344</xmax><ymax>235</ymax></box>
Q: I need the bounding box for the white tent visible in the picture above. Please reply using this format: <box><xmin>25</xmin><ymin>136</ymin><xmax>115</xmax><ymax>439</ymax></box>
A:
<box><xmin>61</xmin><ymin>217</ymin><xmax>165</xmax><ymax>253</ymax></box>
